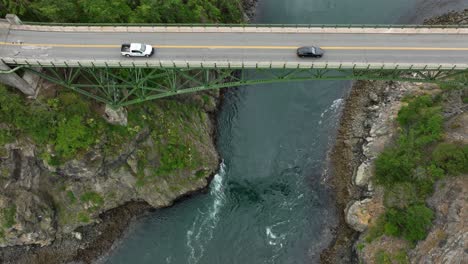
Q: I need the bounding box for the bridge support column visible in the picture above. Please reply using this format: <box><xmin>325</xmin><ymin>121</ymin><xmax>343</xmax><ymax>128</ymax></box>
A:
<box><xmin>5</xmin><ymin>14</ymin><xmax>22</xmax><ymax>25</ymax></box>
<box><xmin>0</xmin><ymin>62</ymin><xmax>36</xmax><ymax>96</ymax></box>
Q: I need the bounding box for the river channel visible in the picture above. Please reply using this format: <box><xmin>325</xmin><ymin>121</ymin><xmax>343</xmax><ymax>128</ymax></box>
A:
<box><xmin>107</xmin><ymin>0</ymin><xmax>466</xmax><ymax>263</ymax></box>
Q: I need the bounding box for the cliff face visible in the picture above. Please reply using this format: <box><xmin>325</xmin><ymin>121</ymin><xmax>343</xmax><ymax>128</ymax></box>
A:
<box><xmin>321</xmin><ymin>79</ymin><xmax>427</xmax><ymax>263</ymax></box>
<box><xmin>329</xmin><ymin>79</ymin><xmax>467</xmax><ymax>264</ymax></box>
<box><xmin>324</xmin><ymin>9</ymin><xmax>468</xmax><ymax>264</ymax></box>
<box><xmin>0</xmin><ymin>83</ymin><xmax>220</xmax><ymax>262</ymax></box>
<box><xmin>410</xmin><ymin>177</ymin><xmax>467</xmax><ymax>263</ymax></box>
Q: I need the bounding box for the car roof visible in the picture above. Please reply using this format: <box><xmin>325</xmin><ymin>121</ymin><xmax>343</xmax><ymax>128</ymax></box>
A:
<box><xmin>130</xmin><ymin>43</ymin><xmax>142</xmax><ymax>50</ymax></box>
<box><xmin>299</xmin><ymin>46</ymin><xmax>318</xmax><ymax>50</ymax></box>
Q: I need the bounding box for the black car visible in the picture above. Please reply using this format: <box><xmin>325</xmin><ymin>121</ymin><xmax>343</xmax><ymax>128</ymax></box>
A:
<box><xmin>297</xmin><ymin>46</ymin><xmax>324</xmax><ymax>58</ymax></box>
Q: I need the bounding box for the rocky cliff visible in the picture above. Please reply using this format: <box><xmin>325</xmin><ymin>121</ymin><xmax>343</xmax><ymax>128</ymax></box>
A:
<box><xmin>323</xmin><ymin>9</ymin><xmax>468</xmax><ymax>264</ymax></box>
<box><xmin>0</xmin><ymin>82</ymin><xmax>220</xmax><ymax>263</ymax></box>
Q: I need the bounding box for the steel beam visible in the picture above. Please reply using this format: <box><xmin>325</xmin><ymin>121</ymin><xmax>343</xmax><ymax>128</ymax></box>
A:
<box><xmin>9</xmin><ymin>66</ymin><xmax>468</xmax><ymax>107</ymax></box>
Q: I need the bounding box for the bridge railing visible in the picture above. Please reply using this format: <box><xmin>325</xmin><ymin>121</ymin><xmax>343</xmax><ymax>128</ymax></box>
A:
<box><xmin>2</xmin><ymin>58</ymin><xmax>467</xmax><ymax>71</ymax></box>
<box><xmin>22</xmin><ymin>21</ymin><xmax>468</xmax><ymax>29</ymax></box>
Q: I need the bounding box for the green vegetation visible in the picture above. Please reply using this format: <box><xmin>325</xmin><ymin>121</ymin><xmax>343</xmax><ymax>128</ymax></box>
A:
<box><xmin>129</xmin><ymin>100</ymin><xmax>207</xmax><ymax>184</ymax></box>
<box><xmin>0</xmin><ymin>0</ymin><xmax>231</xmax><ymax>173</ymax></box>
<box><xmin>0</xmin><ymin>86</ymin><xmax>102</xmax><ymax>163</ymax></box>
<box><xmin>369</xmin><ymin>94</ymin><xmax>467</xmax><ymax>245</ymax></box>
<box><xmin>432</xmin><ymin>143</ymin><xmax>468</xmax><ymax>175</ymax></box>
<box><xmin>375</xmin><ymin>250</ymin><xmax>392</xmax><ymax>264</ymax></box>
<box><xmin>463</xmin><ymin>95</ymin><xmax>468</xmax><ymax>104</ymax></box>
<box><xmin>1</xmin><ymin>205</ymin><xmax>16</xmax><ymax>228</ymax></box>
<box><xmin>357</xmin><ymin>243</ymin><xmax>365</xmax><ymax>251</ymax></box>
<box><xmin>0</xmin><ymin>129</ymin><xmax>14</xmax><ymax>146</ymax></box>
<box><xmin>439</xmin><ymin>73</ymin><xmax>468</xmax><ymax>90</ymax></box>
<box><xmin>375</xmin><ymin>250</ymin><xmax>409</xmax><ymax>264</ymax></box>
<box><xmin>383</xmin><ymin>205</ymin><xmax>434</xmax><ymax>242</ymax></box>
<box><xmin>80</xmin><ymin>191</ymin><xmax>104</xmax><ymax>210</ymax></box>
<box><xmin>77</xmin><ymin>212</ymin><xmax>90</xmax><ymax>223</ymax></box>
<box><xmin>0</xmin><ymin>0</ymin><xmax>244</xmax><ymax>24</ymax></box>
<box><xmin>66</xmin><ymin>190</ymin><xmax>77</xmax><ymax>204</ymax></box>
<box><xmin>55</xmin><ymin>116</ymin><xmax>95</xmax><ymax>159</ymax></box>
<box><xmin>1</xmin><ymin>0</ymin><xmax>236</xmax><ymax>236</ymax></box>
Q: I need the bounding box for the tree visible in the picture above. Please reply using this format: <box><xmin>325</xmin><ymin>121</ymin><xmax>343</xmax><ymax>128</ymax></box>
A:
<box><xmin>1</xmin><ymin>0</ymin><xmax>30</xmax><ymax>16</ymax></box>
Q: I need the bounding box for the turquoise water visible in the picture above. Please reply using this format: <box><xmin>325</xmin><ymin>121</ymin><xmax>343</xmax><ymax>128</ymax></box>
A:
<box><xmin>106</xmin><ymin>1</ymin><xmax>466</xmax><ymax>263</ymax></box>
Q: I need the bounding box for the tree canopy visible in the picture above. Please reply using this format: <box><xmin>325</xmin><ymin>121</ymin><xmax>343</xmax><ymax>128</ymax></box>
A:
<box><xmin>1</xmin><ymin>0</ymin><xmax>244</xmax><ymax>23</ymax></box>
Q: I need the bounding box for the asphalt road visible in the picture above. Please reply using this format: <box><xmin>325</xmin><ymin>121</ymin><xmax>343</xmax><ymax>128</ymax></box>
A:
<box><xmin>1</xmin><ymin>28</ymin><xmax>468</xmax><ymax>68</ymax></box>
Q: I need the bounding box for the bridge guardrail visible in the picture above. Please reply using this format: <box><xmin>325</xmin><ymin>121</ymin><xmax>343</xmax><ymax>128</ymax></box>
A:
<box><xmin>2</xmin><ymin>58</ymin><xmax>467</xmax><ymax>71</ymax></box>
<box><xmin>22</xmin><ymin>21</ymin><xmax>468</xmax><ymax>29</ymax></box>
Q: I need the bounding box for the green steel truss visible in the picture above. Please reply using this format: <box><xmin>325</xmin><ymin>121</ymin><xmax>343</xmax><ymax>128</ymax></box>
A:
<box><xmin>18</xmin><ymin>66</ymin><xmax>468</xmax><ymax>107</ymax></box>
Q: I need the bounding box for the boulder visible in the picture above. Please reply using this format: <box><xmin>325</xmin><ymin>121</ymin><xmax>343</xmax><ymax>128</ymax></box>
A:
<box><xmin>103</xmin><ymin>105</ymin><xmax>127</xmax><ymax>126</ymax></box>
<box><xmin>368</xmin><ymin>92</ymin><xmax>379</xmax><ymax>103</ymax></box>
<box><xmin>354</xmin><ymin>162</ymin><xmax>372</xmax><ymax>187</ymax></box>
<box><xmin>345</xmin><ymin>199</ymin><xmax>372</xmax><ymax>232</ymax></box>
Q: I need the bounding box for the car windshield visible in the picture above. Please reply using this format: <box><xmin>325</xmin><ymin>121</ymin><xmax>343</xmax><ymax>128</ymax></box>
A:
<box><xmin>140</xmin><ymin>45</ymin><xmax>146</xmax><ymax>52</ymax></box>
<box><xmin>310</xmin><ymin>47</ymin><xmax>316</xmax><ymax>53</ymax></box>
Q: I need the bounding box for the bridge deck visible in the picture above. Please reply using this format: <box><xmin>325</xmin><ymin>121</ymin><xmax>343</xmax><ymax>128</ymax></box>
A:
<box><xmin>1</xmin><ymin>23</ymin><xmax>468</xmax><ymax>70</ymax></box>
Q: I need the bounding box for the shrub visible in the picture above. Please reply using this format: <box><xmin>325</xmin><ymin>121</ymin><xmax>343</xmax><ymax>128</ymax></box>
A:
<box><xmin>375</xmin><ymin>250</ymin><xmax>392</xmax><ymax>264</ymax></box>
<box><xmin>393</xmin><ymin>250</ymin><xmax>410</xmax><ymax>264</ymax></box>
<box><xmin>425</xmin><ymin>164</ymin><xmax>445</xmax><ymax>180</ymax></box>
<box><xmin>57</xmin><ymin>92</ymin><xmax>91</xmax><ymax>117</ymax></box>
<box><xmin>384</xmin><ymin>182</ymin><xmax>419</xmax><ymax>209</ymax></box>
<box><xmin>402</xmin><ymin>205</ymin><xmax>434</xmax><ymax>242</ymax></box>
<box><xmin>412</xmin><ymin>112</ymin><xmax>443</xmax><ymax>146</ymax></box>
<box><xmin>384</xmin><ymin>222</ymin><xmax>400</xmax><ymax>236</ymax></box>
<box><xmin>77</xmin><ymin>212</ymin><xmax>90</xmax><ymax>223</ymax></box>
<box><xmin>432</xmin><ymin>143</ymin><xmax>468</xmax><ymax>175</ymax></box>
<box><xmin>0</xmin><ymin>86</ymin><xmax>25</xmax><ymax>124</ymax></box>
<box><xmin>2</xmin><ymin>205</ymin><xmax>16</xmax><ymax>228</ymax></box>
<box><xmin>397</xmin><ymin>95</ymin><xmax>434</xmax><ymax>127</ymax></box>
<box><xmin>366</xmin><ymin>215</ymin><xmax>386</xmax><ymax>242</ymax></box>
<box><xmin>55</xmin><ymin>116</ymin><xmax>94</xmax><ymax>159</ymax></box>
<box><xmin>384</xmin><ymin>205</ymin><xmax>434</xmax><ymax>243</ymax></box>
<box><xmin>397</xmin><ymin>95</ymin><xmax>443</xmax><ymax>147</ymax></box>
<box><xmin>23</xmin><ymin>102</ymin><xmax>55</xmax><ymax>144</ymax></box>
<box><xmin>0</xmin><ymin>130</ymin><xmax>14</xmax><ymax>145</ymax></box>
<box><xmin>375</xmin><ymin>147</ymin><xmax>417</xmax><ymax>186</ymax></box>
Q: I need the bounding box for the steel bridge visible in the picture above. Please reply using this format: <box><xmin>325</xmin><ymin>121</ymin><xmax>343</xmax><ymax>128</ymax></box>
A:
<box><xmin>1</xmin><ymin>14</ymin><xmax>467</xmax><ymax>107</ymax></box>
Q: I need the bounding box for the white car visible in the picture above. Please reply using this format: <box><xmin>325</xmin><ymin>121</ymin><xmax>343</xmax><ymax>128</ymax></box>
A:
<box><xmin>121</xmin><ymin>43</ymin><xmax>154</xmax><ymax>57</ymax></box>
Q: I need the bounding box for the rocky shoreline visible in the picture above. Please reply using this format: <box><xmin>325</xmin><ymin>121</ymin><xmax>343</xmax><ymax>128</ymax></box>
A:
<box><xmin>320</xmin><ymin>80</ymin><xmax>406</xmax><ymax>263</ymax></box>
<box><xmin>322</xmin><ymin>9</ymin><xmax>468</xmax><ymax>264</ymax></box>
<box><xmin>321</xmin><ymin>79</ymin><xmax>445</xmax><ymax>264</ymax></box>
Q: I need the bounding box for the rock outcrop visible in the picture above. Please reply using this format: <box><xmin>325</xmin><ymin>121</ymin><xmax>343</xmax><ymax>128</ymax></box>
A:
<box><xmin>410</xmin><ymin>178</ymin><xmax>468</xmax><ymax>263</ymax></box>
<box><xmin>0</xmin><ymin>88</ymin><xmax>220</xmax><ymax>263</ymax></box>
<box><xmin>343</xmin><ymin>80</ymin><xmax>420</xmax><ymax>233</ymax></box>
<box><xmin>103</xmin><ymin>105</ymin><xmax>128</xmax><ymax>126</ymax></box>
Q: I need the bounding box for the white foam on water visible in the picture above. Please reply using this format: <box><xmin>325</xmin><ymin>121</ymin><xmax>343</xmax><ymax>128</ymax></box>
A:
<box><xmin>265</xmin><ymin>220</ymin><xmax>288</xmax><ymax>249</ymax></box>
<box><xmin>318</xmin><ymin>98</ymin><xmax>344</xmax><ymax>125</ymax></box>
<box><xmin>186</xmin><ymin>161</ymin><xmax>227</xmax><ymax>264</ymax></box>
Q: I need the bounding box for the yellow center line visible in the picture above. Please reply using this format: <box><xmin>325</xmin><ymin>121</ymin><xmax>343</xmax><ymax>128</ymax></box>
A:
<box><xmin>1</xmin><ymin>41</ymin><xmax>468</xmax><ymax>51</ymax></box>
